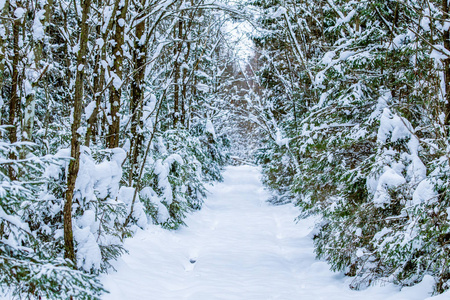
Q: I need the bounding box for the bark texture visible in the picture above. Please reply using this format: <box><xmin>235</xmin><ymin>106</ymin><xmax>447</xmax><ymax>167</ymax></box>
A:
<box><xmin>64</xmin><ymin>0</ymin><xmax>91</xmax><ymax>265</ymax></box>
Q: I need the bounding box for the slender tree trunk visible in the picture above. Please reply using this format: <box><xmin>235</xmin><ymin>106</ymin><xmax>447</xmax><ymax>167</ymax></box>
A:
<box><xmin>24</xmin><ymin>9</ymin><xmax>50</xmax><ymax>143</ymax></box>
<box><xmin>64</xmin><ymin>0</ymin><xmax>91</xmax><ymax>265</ymax></box>
<box><xmin>45</xmin><ymin>0</ymin><xmax>54</xmax><ymax>23</ymax></box>
<box><xmin>180</xmin><ymin>7</ymin><xmax>195</xmax><ymax>127</ymax></box>
<box><xmin>62</xmin><ymin>7</ymin><xmax>72</xmax><ymax>116</ymax></box>
<box><xmin>443</xmin><ymin>0</ymin><xmax>450</xmax><ymax>126</ymax></box>
<box><xmin>23</xmin><ymin>89</ymin><xmax>35</xmax><ymax>141</ymax></box>
<box><xmin>129</xmin><ymin>0</ymin><xmax>146</xmax><ymax>186</ymax></box>
<box><xmin>85</xmin><ymin>25</ymin><xmax>105</xmax><ymax>147</ymax></box>
<box><xmin>107</xmin><ymin>0</ymin><xmax>129</xmax><ymax>148</ymax></box>
<box><xmin>8</xmin><ymin>14</ymin><xmax>21</xmax><ymax>180</ymax></box>
<box><xmin>173</xmin><ymin>19</ymin><xmax>183</xmax><ymax>127</ymax></box>
<box><xmin>181</xmin><ymin>39</ymin><xmax>191</xmax><ymax>126</ymax></box>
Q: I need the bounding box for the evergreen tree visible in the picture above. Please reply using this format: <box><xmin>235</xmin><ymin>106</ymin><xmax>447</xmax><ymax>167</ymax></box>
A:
<box><xmin>250</xmin><ymin>0</ymin><xmax>450</xmax><ymax>294</ymax></box>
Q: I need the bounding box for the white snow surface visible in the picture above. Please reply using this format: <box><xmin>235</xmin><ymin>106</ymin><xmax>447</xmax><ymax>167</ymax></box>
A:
<box><xmin>100</xmin><ymin>166</ymin><xmax>438</xmax><ymax>300</ymax></box>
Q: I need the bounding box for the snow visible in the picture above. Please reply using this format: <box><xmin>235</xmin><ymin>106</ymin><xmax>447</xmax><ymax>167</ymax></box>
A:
<box><xmin>372</xmin><ymin>106</ymin><xmax>430</xmax><ymax>207</ymax></box>
<box><xmin>14</xmin><ymin>7</ymin><xmax>25</xmax><ymax>19</ymax></box>
<box><xmin>275</xmin><ymin>127</ymin><xmax>289</xmax><ymax>147</ymax></box>
<box><xmin>140</xmin><ymin>187</ymin><xmax>169</xmax><ymax>223</ymax></box>
<box><xmin>444</xmin><ymin>21</ymin><xmax>450</xmax><ymax>32</ymax></box>
<box><xmin>196</xmin><ymin>83</ymin><xmax>209</xmax><ymax>92</ymax></box>
<box><xmin>96</xmin><ymin>38</ymin><xmax>105</xmax><ymax>48</ymax></box>
<box><xmin>377</xmin><ymin>108</ymin><xmax>413</xmax><ymax>143</ymax></box>
<box><xmin>74</xmin><ymin>224</ymin><xmax>102</xmax><ymax>271</ymax></box>
<box><xmin>335</xmin><ymin>9</ymin><xmax>356</xmax><ymax>27</ymax></box>
<box><xmin>321</xmin><ymin>51</ymin><xmax>336</xmax><ymax>65</ymax></box>
<box><xmin>205</xmin><ymin>118</ymin><xmax>216</xmax><ymax>139</ymax></box>
<box><xmin>0</xmin><ymin>206</ymin><xmax>30</xmax><ymax>233</ymax></box>
<box><xmin>32</xmin><ymin>10</ymin><xmax>45</xmax><ymax>41</ymax></box>
<box><xmin>315</xmin><ymin>48</ymin><xmax>355</xmax><ymax>88</ymax></box>
<box><xmin>38</xmin><ymin>147</ymin><xmax>129</xmax><ymax>273</ymax></box>
<box><xmin>427</xmin><ymin>289</ymin><xmax>450</xmax><ymax>300</ymax></box>
<box><xmin>391</xmin><ymin>33</ymin><xmax>407</xmax><ymax>49</ymax></box>
<box><xmin>111</xmin><ymin>72</ymin><xmax>123</xmax><ymax>89</ymax></box>
<box><xmin>102</xmin><ymin>6</ymin><xmax>113</xmax><ymax>34</ymax></box>
<box><xmin>24</xmin><ymin>80</ymin><xmax>34</xmax><ymax>97</ymax></box>
<box><xmin>100</xmin><ymin>166</ymin><xmax>438</xmax><ymax>300</ymax></box>
<box><xmin>84</xmin><ymin>101</ymin><xmax>96</xmax><ymax>120</ymax></box>
<box><xmin>339</xmin><ymin>51</ymin><xmax>355</xmax><ymax>61</ymax></box>
<box><xmin>272</xmin><ymin>7</ymin><xmax>286</xmax><ymax>18</ymax></box>
<box><xmin>420</xmin><ymin>16</ymin><xmax>430</xmax><ymax>32</ymax></box>
<box><xmin>373</xmin><ymin>167</ymin><xmax>406</xmax><ymax>206</ymax></box>
<box><xmin>118</xmin><ymin>187</ymin><xmax>147</xmax><ymax>229</ymax></box>
<box><xmin>430</xmin><ymin>45</ymin><xmax>450</xmax><ymax>61</ymax></box>
<box><xmin>412</xmin><ymin>179</ymin><xmax>438</xmax><ymax>205</ymax></box>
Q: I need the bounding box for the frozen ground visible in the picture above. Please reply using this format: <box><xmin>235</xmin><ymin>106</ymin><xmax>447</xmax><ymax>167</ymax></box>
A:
<box><xmin>100</xmin><ymin>165</ymin><xmax>448</xmax><ymax>300</ymax></box>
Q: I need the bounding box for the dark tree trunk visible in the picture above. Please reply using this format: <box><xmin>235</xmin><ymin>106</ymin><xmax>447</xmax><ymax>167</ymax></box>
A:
<box><xmin>85</xmin><ymin>25</ymin><xmax>105</xmax><ymax>147</ymax></box>
<box><xmin>129</xmin><ymin>0</ymin><xmax>146</xmax><ymax>186</ymax></box>
<box><xmin>64</xmin><ymin>0</ymin><xmax>91</xmax><ymax>265</ymax></box>
<box><xmin>443</xmin><ymin>0</ymin><xmax>450</xmax><ymax>126</ymax></box>
<box><xmin>173</xmin><ymin>19</ymin><xmax>183</xmax><ymax>127</ymax></box>
<box><xmin>107</xmin><ymin>0</ymin><xmax>129</xmax><ymax>148</ymax></box>
<box><xmin>8</xmin><ymin>15</ymin><xmax>21</xmax><ymax>180</ymax></box>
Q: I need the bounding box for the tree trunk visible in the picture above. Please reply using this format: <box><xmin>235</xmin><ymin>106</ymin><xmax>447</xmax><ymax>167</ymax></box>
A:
<box><xmin>85</xmin><ymin>25</ymin><xmax>105</xmax><ymax>147</ymax></box>
<box><xmin>23</xmin><ymin>90</ymin><xmax>35</xmax><ymax>142</ymax></box>
<box><xmin>129</xmin><ymin>0</ymin><xmax>146</xmax><ymax>186</ymax></box>
<box><xmin>173</xmin><ymin>19</ymin><xmax>183</xmax><ymax>127</ymax></box>
<box><xmin>443</xmin><ymin>0</ymin><xmax>450</xmax><ymax>126</ymax></box>
<box><xmin>107</xmin><ymin>0</ymin><xmax>129</xmax><ymax>148</ymax></box>
<box><xmin>64</xmin><ymin>0</ymin><xmax>91</xmax><ymax>266</ymax></box>
<box><xmin>181</xmin><ymin>37</ymin><xmax>191</xmax><ymax>126</ymax></box>
<box><xmin>8</xmin><ymin>13</ymin><xmax>21</xmax><ymax>180</ymax></box>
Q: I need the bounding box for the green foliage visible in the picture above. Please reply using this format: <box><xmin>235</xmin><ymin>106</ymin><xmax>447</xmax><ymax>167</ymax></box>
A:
<box><xmin>140</xmin><ymin>126</ymin><xmax>228</xmax><ymax>230</ymax></box>
<box><xmin>256</xmin><ymin>141</ymin><xmax>296</xmax><ymax>204</ymax></box>
<box><xmin>0</xmin><ymin>132</ymin><xmax>105</xmax><ymax>298</ymax></box>
<box><xmin>252</xmin><ymin>0</ymin><xmax>450</xmax><ymax>294</ymax></box>
<box><xmin>0</xmin><ymin>245</ymin><xmax>106</xmax><ymax>300</ymax></box>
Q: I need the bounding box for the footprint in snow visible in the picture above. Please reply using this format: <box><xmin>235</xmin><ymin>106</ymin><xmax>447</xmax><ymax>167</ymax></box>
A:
<box><xmin>184</xmin><ymin>257</ymin><xmax>197</xmax><ymax>272</ymax></box>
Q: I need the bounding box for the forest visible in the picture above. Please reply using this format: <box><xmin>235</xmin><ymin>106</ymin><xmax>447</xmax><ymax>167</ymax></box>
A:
<box><xmin>1</xmin><ymin>0</ymin><xmax>450</xmax><ymax>298</ymax></box>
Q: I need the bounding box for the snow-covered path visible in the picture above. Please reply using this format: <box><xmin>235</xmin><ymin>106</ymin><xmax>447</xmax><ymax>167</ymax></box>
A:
<box><xmin>101</xmin><ymin>165</ymin><xmax>439</xmax><ymax>300</ymax></box>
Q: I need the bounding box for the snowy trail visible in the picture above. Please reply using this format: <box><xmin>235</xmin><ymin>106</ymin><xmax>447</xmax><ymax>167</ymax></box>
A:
<box><xmin>101</xmin><ymin>166</ymin><xmax>438</xmax><ymax>300</ymax></box>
